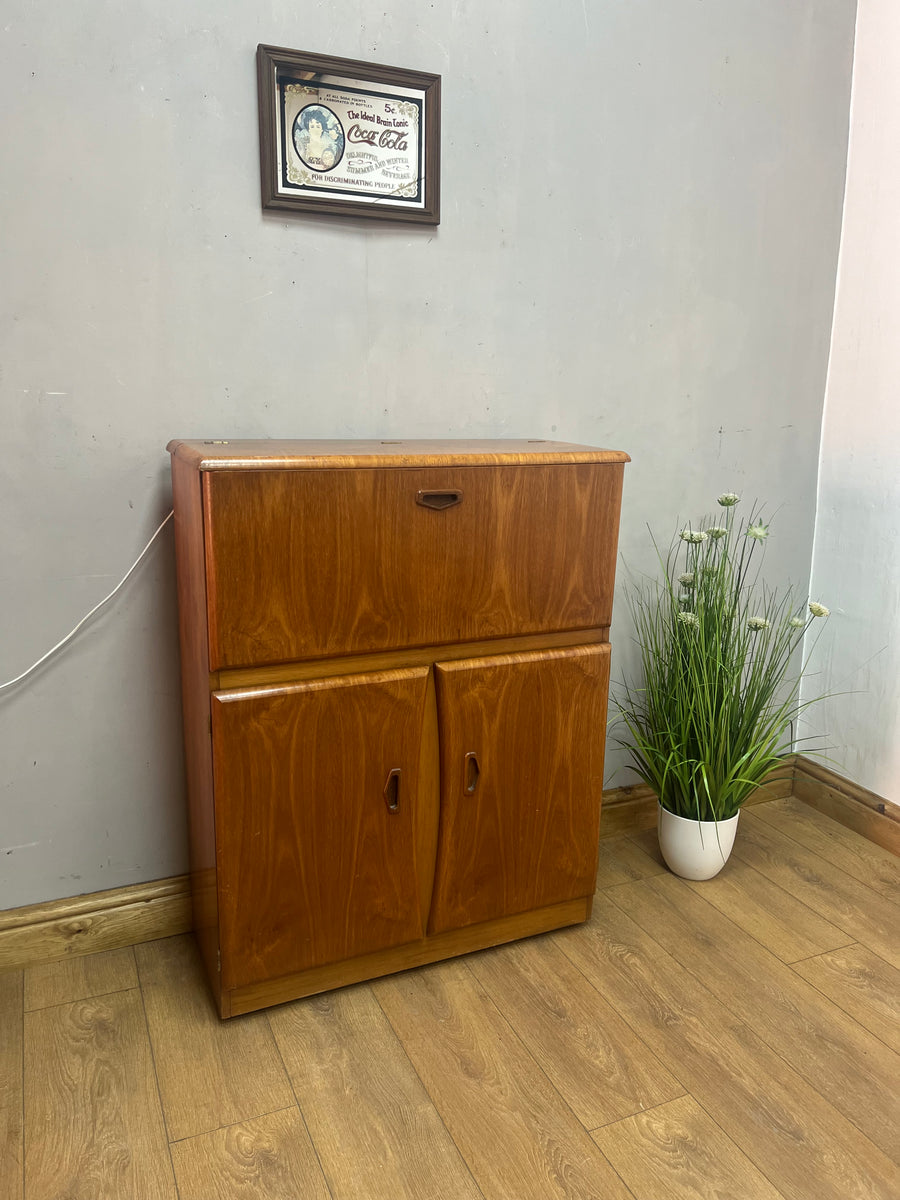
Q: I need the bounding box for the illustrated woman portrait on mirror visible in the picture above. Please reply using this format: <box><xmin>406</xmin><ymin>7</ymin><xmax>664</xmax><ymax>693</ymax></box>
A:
<box><xmin>293</xmin><ymin>104</ymin><xmax>345</xmax><ymax>171</ymax></box>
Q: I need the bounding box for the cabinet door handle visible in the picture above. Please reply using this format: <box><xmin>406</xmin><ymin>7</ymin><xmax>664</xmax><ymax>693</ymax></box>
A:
<box><xmin>416</xmin><ymin>489</ymin><xmax>463</xmax><ymax>510</ymax></box>
<box><xmin>383</xmin><ymin>768</ymin><xmax>402</xmax><ymax>813</ymax></box>
<box><xmin>464</xmin><ymin>751</ymin><xmax>480</xmax><ymax>795</ymax></box>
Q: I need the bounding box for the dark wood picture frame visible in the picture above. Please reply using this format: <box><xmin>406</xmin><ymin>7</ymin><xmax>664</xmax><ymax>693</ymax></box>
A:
<box><xmin>256</xmin><ymin>44</ymin><xmax>441</xmax><ymax>225</ymax></box>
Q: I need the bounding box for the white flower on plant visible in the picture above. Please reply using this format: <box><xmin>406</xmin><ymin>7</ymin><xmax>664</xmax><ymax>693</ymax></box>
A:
<box><xmin>746</xmin><ymin>522</ymin><xmax>769</xmax><ymax>540</ymax></box>
<box><xmin>747</xmin><ymin>616</ymin><xmax>770</xmax><ymax>632</ymax></box>
<box><xmin>680</xmin><ymin>529</ymin><xmax>708</xmax><ymax>543</ymax></box>
<box><xmin>705</xmin><ymin>526</ymin><xmax>728</xmax><ymax>539</ymax></box>
<box><xmin>677</xmin><ymin>611</ymin><xmax>700</xmax><ymax>628</ymax></box>
<box><xmin>788</xmin><ymin>616</ymin><xmax>805</xmax><ymax>628</ymax></box>
<box><xmin>717</xmin><ymin>492</ymin><xmax>740</xmax><ymax>507</ymax></box>
<box><xmin>679</xmin><ymin>572</ymin><xmax>695</xmax><ymax>586</ymax></box>
<box><xmin>808</xmin><ymin>601</ymin><xmax>830</xmax><ymax>618</ymax></box>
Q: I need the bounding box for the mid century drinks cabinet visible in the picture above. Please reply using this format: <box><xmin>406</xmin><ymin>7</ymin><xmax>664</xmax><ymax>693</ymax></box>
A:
<box><xmin>168</xmin><ymin>439</ymin><xmax>629</xmax><ymax>1016</ymax></box>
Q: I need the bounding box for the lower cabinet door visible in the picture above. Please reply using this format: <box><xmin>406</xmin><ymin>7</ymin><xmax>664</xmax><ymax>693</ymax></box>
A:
<box><xmin>211</xmin><ymin>667</ymin><xmax>430</xmax><ymax>990</ymax></box>
<box><xmin>428</xmin><ymin>644</ymin><xmax>610</xmax><ymax>934</ymax></box>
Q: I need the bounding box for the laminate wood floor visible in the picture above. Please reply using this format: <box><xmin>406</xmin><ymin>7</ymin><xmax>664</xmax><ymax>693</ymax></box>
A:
<box><xmin>3</xmin><ymin>798</ymin><xmax>899</xmax><ymax>1199</ymax></box>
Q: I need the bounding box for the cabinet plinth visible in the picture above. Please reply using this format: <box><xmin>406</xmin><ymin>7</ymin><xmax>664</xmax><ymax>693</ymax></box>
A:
<box><xmin>168</xmin><ymin>439</ymin><xmax>628</xmax><ymax>1016</ymax></box>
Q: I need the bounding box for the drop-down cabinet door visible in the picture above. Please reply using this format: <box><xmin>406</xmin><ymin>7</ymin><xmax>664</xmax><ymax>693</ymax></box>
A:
<box><xmin>201</xmin><ymin>463</ymin><xmax>624</xmax><ymax>669</ymax></box>
<box><xmin>427</xmin><ymin>644</ymin><xmax>611</xmax><ymax>934</ymax></box>
<box><xmin>210</xmin><ymin>667</ymin><xmax>430</xmax><ymax>990</ymax></box>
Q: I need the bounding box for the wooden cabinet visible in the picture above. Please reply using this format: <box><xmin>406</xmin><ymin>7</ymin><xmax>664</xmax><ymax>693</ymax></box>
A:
<box><xmin>168</xmin><ymin>439</ymin><xmax>628</xmax><ymax>1016</ymax></box>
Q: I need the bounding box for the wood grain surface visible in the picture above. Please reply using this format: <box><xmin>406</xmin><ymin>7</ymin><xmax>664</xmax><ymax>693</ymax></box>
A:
<box><xmin>622</xmin><ymin>832</ymin><xmax>854</xmax><ymax>964</ymax></box>
<box><xmin>24</xmin><ymin>947</ymin><xmax>137</xmax><ymax>1012</ymax></box>
<box><xmin>735</xmin><ymin>812</ymin><xmax>900</xmax><ymax>967</ymax></box>
<box><xmin>168</xmin><ymin>438</ymin><xmax>631</xmax><ymax>471</ymax></box>
<box><xmin>593</xmin><ymin>1095</ymin><xmax>784</xmax><ymax>1200</ymax></box>
<box><xmin>467</xmin><ymin>936</ymin><xmax>685</xmax><ymax>1129</ymax></box>
<box><xmin>216</xmin><ymin>626</ymin><xmax>609</xmax><ymax>691</ymax></box>
<box><xmin>0</xmin><ymin>970</ymin><xmax>23</xmax><ymax>1200</ymax></box>
<box><xmin>792</xmin><ymin>944</ymin><xmax>900</xmax><ymax>1054</ymax></box>
<box><xmin>555</xmin><ymin>894</ymin><xmax>900</xmax><ymax>1200</ymax></box>
<box><xmin>428</xmin><ymin>644</ymin><xmax>609</xmax><ymax>932</ymax></box>
<box><xmin>269</xmin><ymin>984</ymin><xmax>483</xmax><ymax>1200</ymax></box>
<box><xmin>792</xmin><ymin>756</ymin><xmax>900</xmax><ymax>854</ymax></box>
<box><xmin>134</xmin><ymin>936</ymin><xmax>293</xmax><ymax>1142</ymax></box>
<box><xmin>202</xmin><ymin>463</ymin><xmax>625</xmax><ymax>668</ymax></box>
<box><xmin>170</xmin><ymin>451</ymin><xmax>220</xmax><ymax>984</ymax></box>
<box><xmin>679</xmin><ymin>849</ymin><xmax>855</xmax><ymax>964</ymax></box>
<box><xmin>0</xmin><ymin>875</ymin><xmax>190</xmax><ymax>971</ymax></box>
<box><xmin>12</xmin><ymin>799</ymin><xmax>900</xmax><ymax>1199</ymax></box>
<box><xmin>0</xmin><ymin>878</ymin><xmax>188</xmax><ymax>936</ymax></box>
<box><xmin>753</xmin><ymin>796</ymin><xmax>900</xmax><ymax>902</ymax></box>
<box><xmin>594</xmin><ymin>836</ymin><xmax>666</xmax><ymax>889</ymax></box>
<box><xmin>416</xmin><ymin>666</ymin><xmax>441</xmax><ymax>931</ymax></box>
<box><xmin>170</xmin><ymin>1107</ymin><xmax>330</xmax><ymax>1200</ymax></box>
<box><xmin>24</xmin><ymin>989</ymin><xmax>175</xmax><ymax>1200</ymax></box>
<box><xmin>374</xmin><ymin>960</ymin><xmax>635</xmax><ymax>1200</ymax></box>
<box><xmin>212</xmin><ymin>668</ymin><xmax>430</xmax><ymax>989</ymax></box>
<box><xmin>226</xmin><ymin>897</ymin><xmax>590</xmax><ymax>1016</ymax></box>
<box><xmin>612</xmin><ymin>873</ymin><xmax>900</xmax><ymax>1158</ymax></box>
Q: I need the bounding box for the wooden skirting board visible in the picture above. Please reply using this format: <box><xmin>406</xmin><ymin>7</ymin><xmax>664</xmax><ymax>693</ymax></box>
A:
<box><xmin>0</xmin><ymin>875</ymin><xmax>191</xmax><ymax>973</ymax></box>
<box><xmin>791</xmin><ymin>755</ymin><xmax>900</xmax><ymax>856</ymax></box>
<box><xmin>1</xmin><ymin>755</ymin><xmax>896</xmax><ymax>973</ymax></box>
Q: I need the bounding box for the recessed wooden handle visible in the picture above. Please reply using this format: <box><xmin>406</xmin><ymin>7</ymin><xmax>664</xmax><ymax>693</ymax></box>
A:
<box><xmin>464</xmin><ymin>751</ymin><xmax>480</xmax><ymax>795</ymax></box>
<box><xmin>416</xmin><ymin>489</ymin><xmax>463</xmax><ymax>510</ymax></box>
<box><xmin>383</xmin><ymin>768</ymin><xmax>401</xmax><ymax>813</ymax></box>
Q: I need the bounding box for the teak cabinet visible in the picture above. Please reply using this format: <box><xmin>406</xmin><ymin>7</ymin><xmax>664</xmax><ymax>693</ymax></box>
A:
<box><xmin>168</xmin><ymin>439</ymin><xmax>629</xmax><ymax>1017</ymax></box>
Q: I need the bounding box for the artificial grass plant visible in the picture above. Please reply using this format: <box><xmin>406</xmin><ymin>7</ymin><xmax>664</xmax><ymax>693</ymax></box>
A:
<box><xmin>614</xmin><ymin>492</ymin><xmax>830</xmax><ymax>822</ymax></box>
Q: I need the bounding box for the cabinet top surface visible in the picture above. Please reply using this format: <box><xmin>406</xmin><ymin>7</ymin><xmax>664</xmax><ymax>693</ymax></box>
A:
<box><xmin>167</xmin><ymin>438</ymin><xmax>630</xmax><ymax>470</ymax></box>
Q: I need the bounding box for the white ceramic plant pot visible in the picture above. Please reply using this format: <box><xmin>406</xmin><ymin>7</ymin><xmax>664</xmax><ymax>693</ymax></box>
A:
<box><xmin>657</xmin><ymin>804</ymin><xmax>740</xmax><ymax>880</ymax></box>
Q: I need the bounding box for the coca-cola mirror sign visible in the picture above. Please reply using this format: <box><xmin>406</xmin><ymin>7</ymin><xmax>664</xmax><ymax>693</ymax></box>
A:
<box><xmin>257</xmin><ymin>45</ymin><xmax>441</xmax><ymax>225</ymax></box>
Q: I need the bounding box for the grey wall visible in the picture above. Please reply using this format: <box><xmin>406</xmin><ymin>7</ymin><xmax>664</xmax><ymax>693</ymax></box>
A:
<box><xmin>1</xmin><ymin>1</ymin><xmax>855</xmax><ymax>908</ymax></box>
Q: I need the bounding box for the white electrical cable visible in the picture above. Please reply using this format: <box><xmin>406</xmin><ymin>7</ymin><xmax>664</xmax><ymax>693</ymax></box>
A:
<box><xmin>0</xmin><ymin>510</ymin><xmax>174</xmax><ymax>693</ymax></box>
